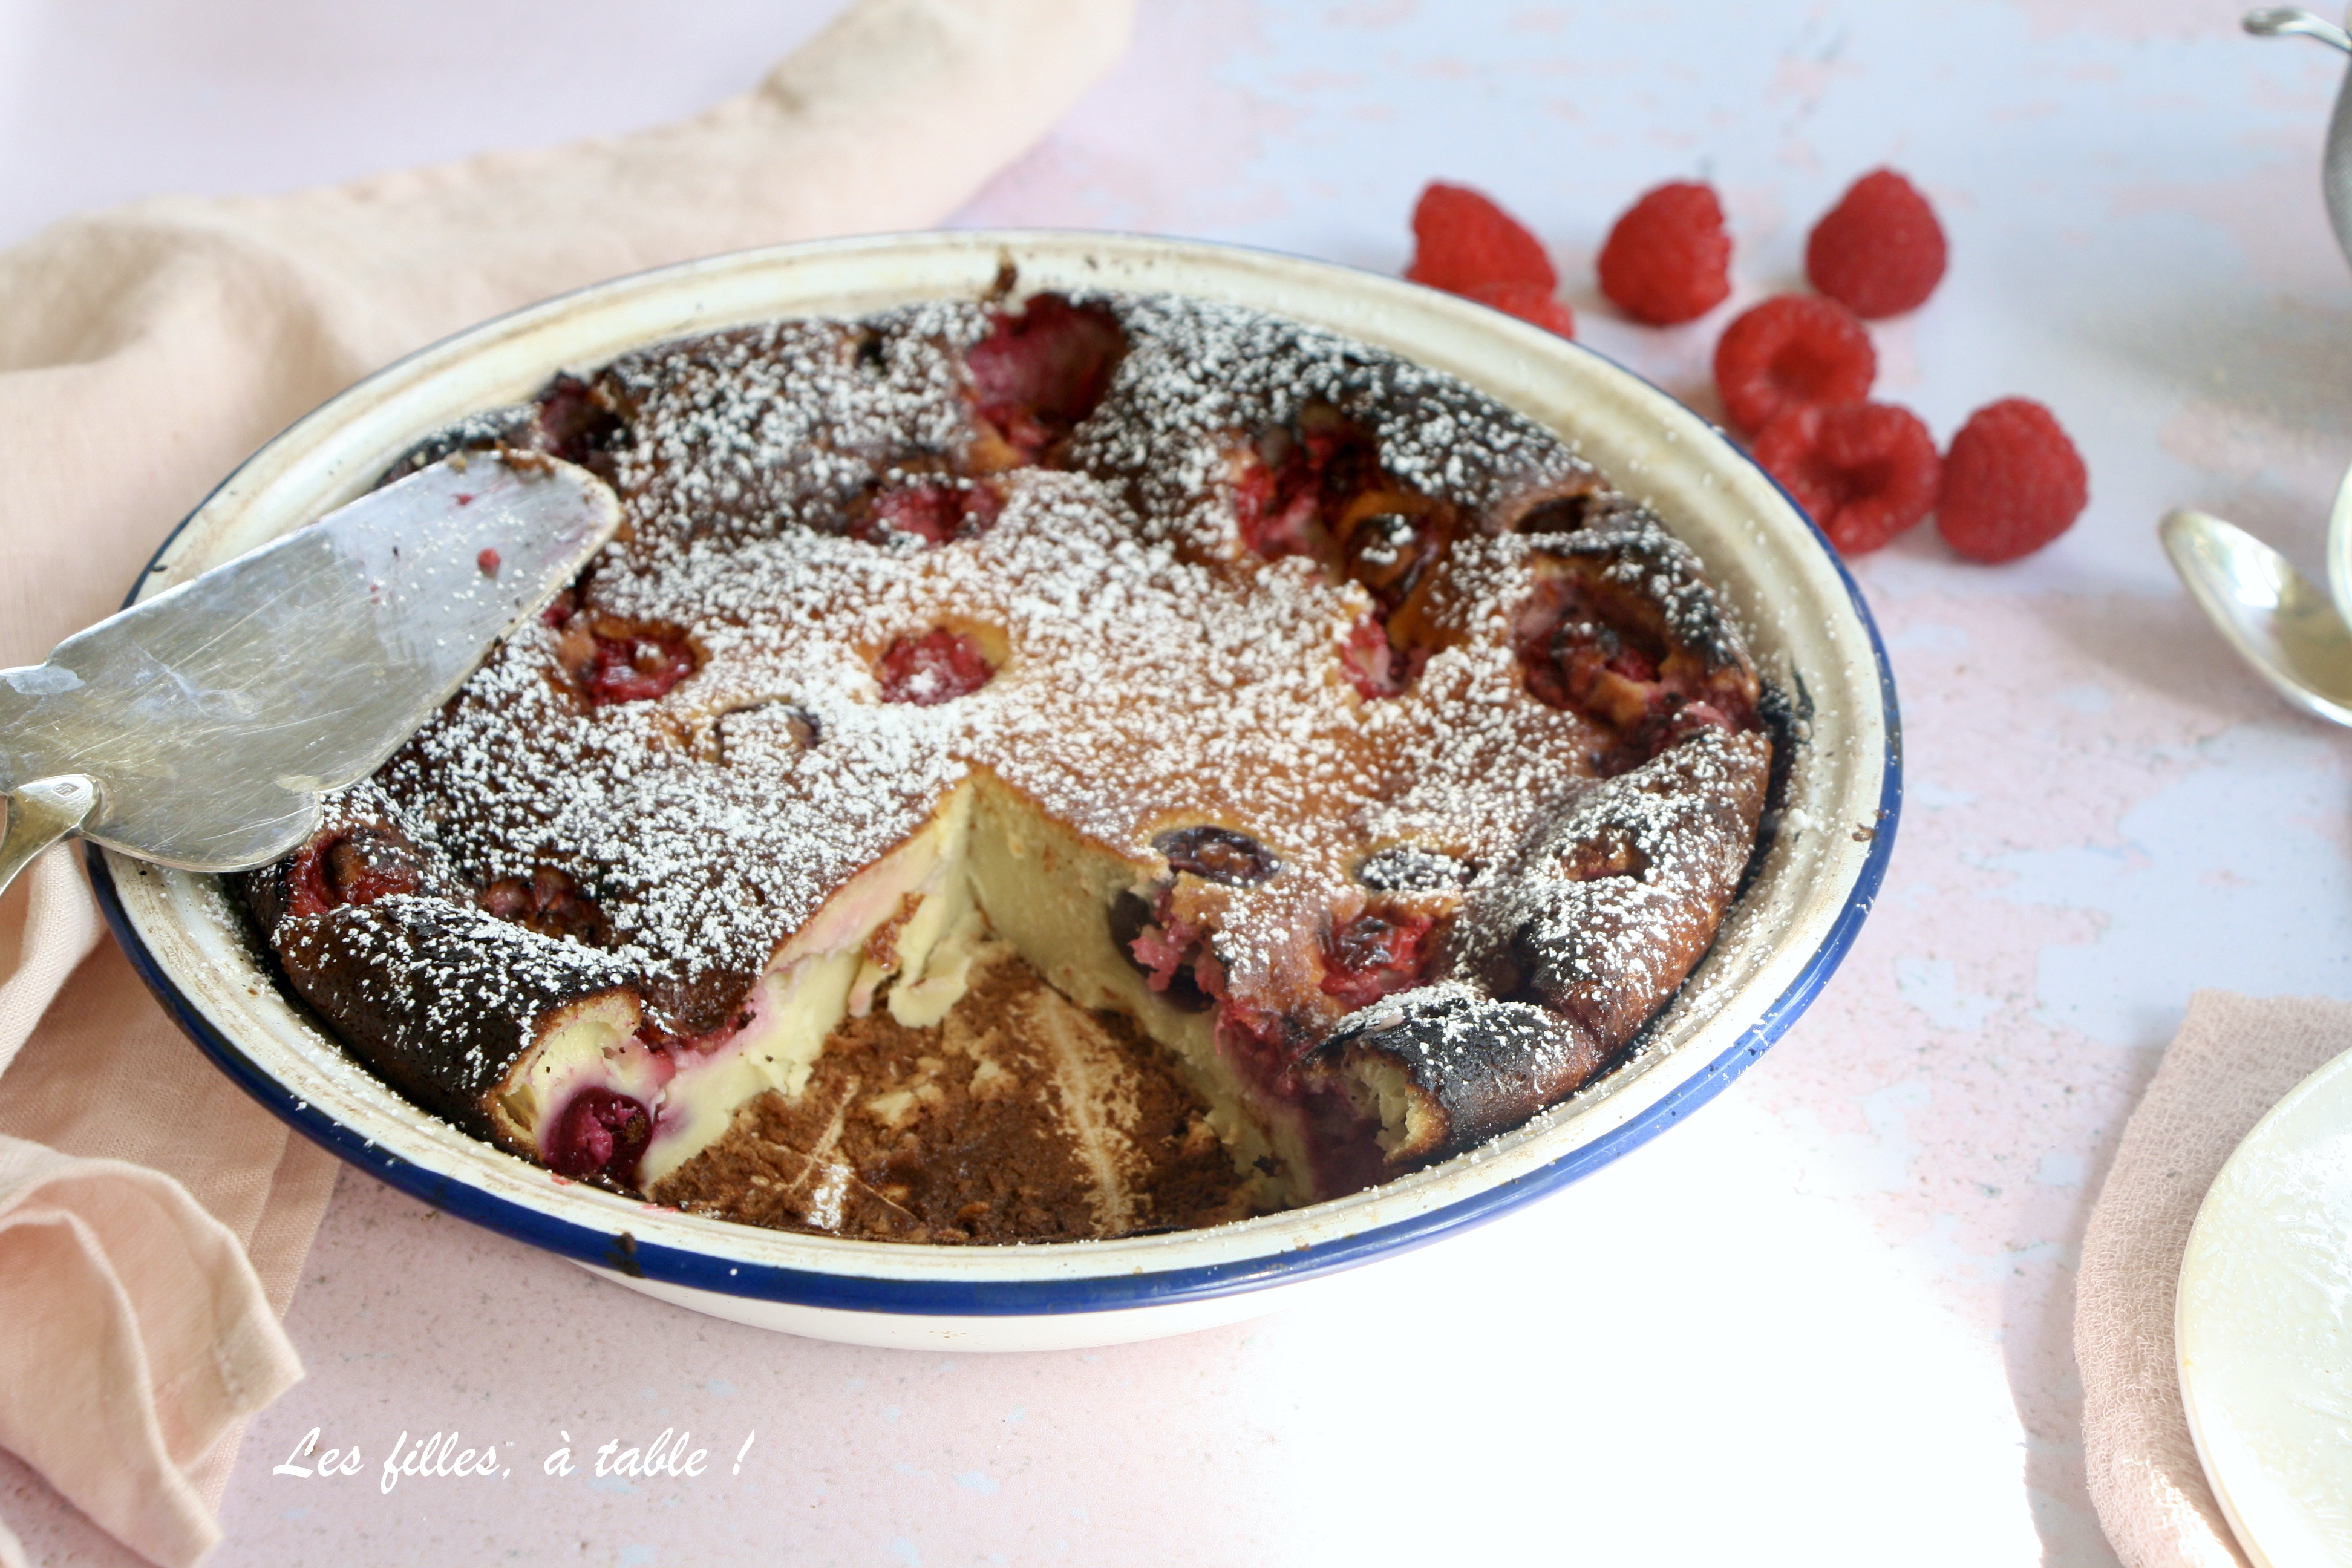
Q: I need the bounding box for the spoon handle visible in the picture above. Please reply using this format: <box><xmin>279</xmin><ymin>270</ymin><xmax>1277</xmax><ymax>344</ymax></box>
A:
<box><xmin>2247</xmin><ymin>8</ymin><xmax>2352</xmax><ymax>269</ymax></box>
<box><xmin>2245</xmin><ymin>7</ymin><xmax>2352</xmax><ymax>51</ymax></box>
<box><xmin>0</xmin><ymin>776</ymin><xmax>96</xmax><ymax>903</ymax></box>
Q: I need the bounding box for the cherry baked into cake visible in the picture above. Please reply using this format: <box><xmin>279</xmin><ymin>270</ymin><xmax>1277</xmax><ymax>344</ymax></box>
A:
<box><xmin>240</xmin><ymin>287</ymin><xmax>1775</xmax><ymax>1244</ymax></box>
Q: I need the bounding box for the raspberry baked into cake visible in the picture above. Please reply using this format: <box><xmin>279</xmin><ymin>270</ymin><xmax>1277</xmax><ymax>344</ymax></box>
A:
<box><xmin>239</xmin><ymin>287</ymin><xmax>1775</xmax><ymax>1244</ymax></box>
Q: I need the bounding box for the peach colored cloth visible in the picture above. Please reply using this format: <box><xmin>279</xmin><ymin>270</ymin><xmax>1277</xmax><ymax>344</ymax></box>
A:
<box><xmin>0</xmin><ymin>2</ymin><xmax>1134</xmax><ymax>1563</ymax></box>
<box><xmin>2074</xmin><ymin>991</ymin><xmax>2352</xmax><ymax>1568</ymax></box>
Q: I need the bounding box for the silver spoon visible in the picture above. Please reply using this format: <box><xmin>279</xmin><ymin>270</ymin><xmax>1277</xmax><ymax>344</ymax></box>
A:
<box><xmin>2162</xmin><ymin>505</ymin><xmax>2352</xmax><ymax>727</ymax></box>
<box><xmin>2157</xmin><ymin>11</ymin><xmax>2352</xmax><ymax>724</ymax></box>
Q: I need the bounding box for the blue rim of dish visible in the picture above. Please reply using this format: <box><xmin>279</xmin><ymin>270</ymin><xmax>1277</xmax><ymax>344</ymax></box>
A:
<box><xmin>85</xmin><ymin>239</ymin><xmax>1902</xmax><ymax>1318</ymax></box>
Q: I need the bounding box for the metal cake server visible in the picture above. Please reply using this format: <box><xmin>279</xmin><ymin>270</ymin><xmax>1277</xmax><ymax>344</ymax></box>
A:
<box><xmin>0</xmin><ymin>453</ymin><xmax>619</xmax><ymax>900</ymax></box>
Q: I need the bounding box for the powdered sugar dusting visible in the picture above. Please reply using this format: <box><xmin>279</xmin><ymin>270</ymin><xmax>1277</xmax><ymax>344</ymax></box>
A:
<box><xmin>282</xmin><ymin>288</ymin><xmax>1768</xmax><ymax>1099</ymax></box>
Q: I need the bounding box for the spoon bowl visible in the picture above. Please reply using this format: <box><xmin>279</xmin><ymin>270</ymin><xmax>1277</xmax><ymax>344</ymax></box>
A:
<box><xmin>2162</xmin><ymin>507</ymin><xmax>2352</xmax><ymax>726</ymax></box>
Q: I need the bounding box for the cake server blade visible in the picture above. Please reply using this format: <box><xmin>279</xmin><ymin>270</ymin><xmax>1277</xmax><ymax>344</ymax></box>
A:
<box><xmin>0</xmin><ymin>454</ymin><xmax>619</xmax><ymax>897</ymax></box>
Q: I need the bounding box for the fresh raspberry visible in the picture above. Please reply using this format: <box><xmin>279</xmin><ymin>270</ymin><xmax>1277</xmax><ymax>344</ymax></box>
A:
<box><xmin>1805</xmin><ymin>169</ymin><xmax>1947</xmax><ymax>319</ymax></box>
<box><xmin>1406</xmin><ymin>182</ymin><xmax>1556</xmax><ymax>297</ymax></box>
<box><xmin>1462</xmin><ymin>276</ymin><xmax>1575</xmax><ymax>337</ymax></box>
<box><xmin>1597</xmin><ymin>181</ymin><xmax>1733</xmax><ymax>325</ymax></box>
<box><xmin>1935</xmin><ymin>399</ymin><xmax>2088</xmax><ymax>563</ymax></box>
<box><xmin>1712</xmin><ymin>295</ymin><xmax>1876</xmax><ymax>434</ymax></box>
<box><xmin>1751</xmin><ymin>400</ymin><xmax>1941</xmax><ymax>555</ymax></box>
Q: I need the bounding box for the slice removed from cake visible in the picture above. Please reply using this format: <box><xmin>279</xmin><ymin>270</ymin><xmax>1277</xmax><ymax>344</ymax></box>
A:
<box><xmin>481</xmin><ymin>716</ymin><xmax>1764</xmax><ymax>1238</ymax></box>
<box><xmin>483</xmin><ymin>768</ymin><xmax>1322</xmax><ymax>1231</ymax></box>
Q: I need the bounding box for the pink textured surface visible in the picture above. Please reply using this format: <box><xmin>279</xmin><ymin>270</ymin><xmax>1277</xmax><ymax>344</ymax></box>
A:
<box><xmin>7</xmin><ymin>3</ymin><xmax>2352</xmax><ymax>1564</ymax></box>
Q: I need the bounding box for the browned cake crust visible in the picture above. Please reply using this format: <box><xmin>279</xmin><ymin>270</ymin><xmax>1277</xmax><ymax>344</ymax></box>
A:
<box><xmin>1319</xmin><ymin>723</ymin><xmax>1769</xmax><ymax>1165</ymax></box>
<box><xmin>238</xmin><ymin>286</ymin><xmax>1775</xmax><ymax>1238</ymax></box>
<box><xmin>242</xmin><ymin>802</ymin><xmax>634</xmax><ymax>1143</ymax></box>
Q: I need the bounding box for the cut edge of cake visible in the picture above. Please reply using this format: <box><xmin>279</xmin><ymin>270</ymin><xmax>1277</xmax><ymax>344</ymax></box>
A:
<box><xmin>482</xmin><ymin>769</ymin><xmax>1334</xmax><ymax>1224</ymax></box>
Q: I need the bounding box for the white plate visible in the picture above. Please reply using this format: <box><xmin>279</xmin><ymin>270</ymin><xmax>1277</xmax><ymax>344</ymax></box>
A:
<box><xmin>2178</xmin><ymin>1043</ymin><xmax>2352</xmax><ymax>1567</ymax></box>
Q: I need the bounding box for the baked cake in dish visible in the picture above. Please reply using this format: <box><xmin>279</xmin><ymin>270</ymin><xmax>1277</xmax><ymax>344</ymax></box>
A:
<box><xmin>239</xmin><ymin>286</ymin><xmax>1774</xmax><ymax>1244</ymax></box>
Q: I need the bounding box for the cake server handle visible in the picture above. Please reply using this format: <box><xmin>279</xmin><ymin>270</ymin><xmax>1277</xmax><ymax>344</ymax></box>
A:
<box><xmin>0</xmin><ymin>775</ymin><xmax>97</xmax><ymax>903</ymax></box>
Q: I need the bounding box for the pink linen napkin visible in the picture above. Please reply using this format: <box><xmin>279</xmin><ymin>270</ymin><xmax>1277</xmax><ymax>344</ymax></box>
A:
<box><xmin>0</xmin><ymin>2</ymin><xmax>1135</xmax><ymax>1563</ymax></box>
<box><xmin>2074</xmin><ymin>990</ymin><xmax>2352</xmax><ymax>1568</ymax></box>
